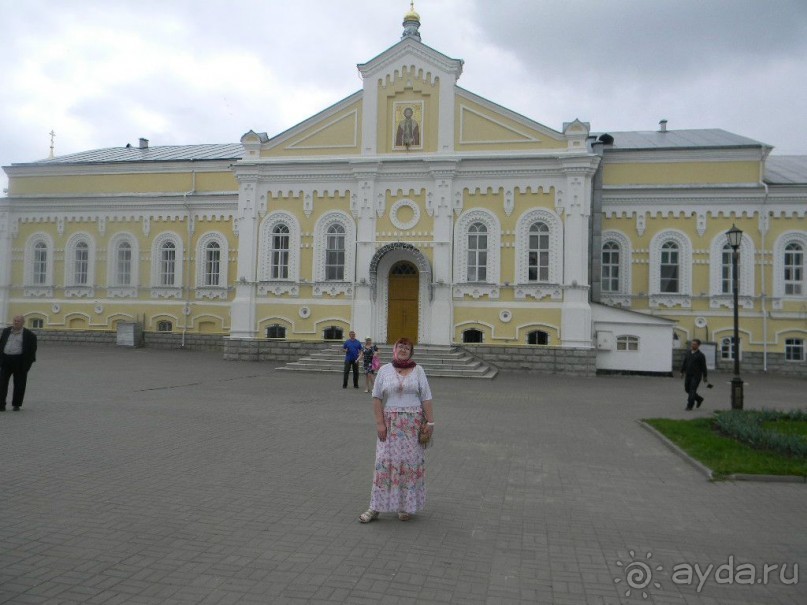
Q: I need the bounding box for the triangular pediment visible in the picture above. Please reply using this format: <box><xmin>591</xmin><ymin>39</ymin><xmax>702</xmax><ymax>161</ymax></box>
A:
<box><xmin>259</xmin><ymin>93</ymin><xmax>362</xmax><ymax>158</ymax></box>
<box><xmin>455</xmin><ymin>88</ymin><xmax>567</xmax><ymax>151</ymax></box>
<box><xmin>358</xmin><ymin>36</ymin><xmax>463</xmax><ymax>83</ymax></box>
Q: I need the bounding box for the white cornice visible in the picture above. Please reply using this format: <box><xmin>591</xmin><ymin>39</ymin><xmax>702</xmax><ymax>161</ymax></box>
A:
<box><xmin>602</xmin><ymin>148</ymin><xmax>767</xmax><ymax>163</ymax></box>
<box><xmin>4</xmin><ymin>160</ymin><xmax>236</xmax><ymax>178</ymax></box>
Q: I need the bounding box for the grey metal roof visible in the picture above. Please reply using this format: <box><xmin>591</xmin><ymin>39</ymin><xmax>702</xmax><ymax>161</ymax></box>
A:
<box><xmin>597</xmin><ymin>129</ymin><xmax>768</xmax><ymax>150</ymax></box>
<box><xmin>18</xmin><ymin>144</ymin><xmax>243</xmax><ymax>166</ymax></box>
<box><xmin>764</xmin><ymin>155</ymin><xmax>807</xmax><ymax>185</ymax></box>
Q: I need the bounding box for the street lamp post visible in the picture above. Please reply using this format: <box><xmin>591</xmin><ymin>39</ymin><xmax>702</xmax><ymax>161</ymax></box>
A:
<box><xmin>726</xmin><ymin>224</ymin><xmax>744</xmax><ymax>410</ymax></box>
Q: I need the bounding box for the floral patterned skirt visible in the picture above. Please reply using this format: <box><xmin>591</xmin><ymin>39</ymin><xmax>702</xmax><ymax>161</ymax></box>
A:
<box><xmin>369</xmin><ymin>406</ymin><xmax>426</xmax><ymax>514</ymax></box>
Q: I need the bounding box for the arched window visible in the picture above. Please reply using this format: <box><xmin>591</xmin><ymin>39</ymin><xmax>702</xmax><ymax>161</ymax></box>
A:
<box><xmin>528</xmin><ymin>222</ymin><xmax>550</xmax><ymax>282</ymax></box>
<box><xmin>527</xmin><ymin>330</ymin><xmax>549</xmax><ymax>345</ymax></box>
<box><xmin>33</xmin><ymin>242</ymin><xmax>48</xmax><ymax>285</ymax></box>
<box><xmin>157</xmin><ymin>320</ymin><xmax>173</xmax><ymax>332</ymax></box>
<box><xmin>74</xmin><ymin>242</ymin><xmax>89</xmax><ymax>285</ymax></box>
<box><xmin>616</xmin><ymin>335</ymin><xmax>639</xmax><ymax>351</ymax></box>
<box><xmin>266</xmin><ymin>324</ymin><xmax>287</xmax><ymax>339</ymax></box>
<box><xmin>467</xmin><ymin>223</ymin><xmax>488</xmax><ymax>282</ymax></box>
<box><xmin>204</xmin><ymin>241</ymin><xmax>221</xmax><ymax>286</ymax></box>
<box><xmin>29</xmin><ymin>318</ymin><xmax>44</xmax><ymax>329</ymax></box>
<box><xmin>325</xmin><ymin>224</ymin><xmax>345</xmax><ymax>281</ymax></box>
<box><xmin>323</xmin><ymin>326</ymin><xmax>343</xmax><ymax>340</ymax></box>
<box><xmin>463</xmin><ymin>328</ymin><xmax>484</xmax><ymax>343</ymax></box>
<box><xmin>271</xmin><ymin>224</ymin><xmax>290</xmax><ymax>280</ymax></box>
<box><xmin>720</xmin><ymin>336</ymin><xmax>738</xmax><ymax>361</ymax></box>
<box><xmin>660</xmin><ymin>241</ymin><xmax>679</xmax><ymax>293</ymax></box>
<box><xmin>160</xmin><ymin>241</ymin><xmax>176</xmax><ymax>286</ymax></box>
<box><xmin>784</xmin><ymin>243</ymin><xmax>803</xmax><ymax>295</ymax></box>
<box><xmin>116</xmin><ymin>241</ymin><xmax>132</xmax><ymax>286</ymax></box>
<box><xmin>601</xmin><ymin>241</ymin><xmax>620</xmax><ymax>293</ymax></box>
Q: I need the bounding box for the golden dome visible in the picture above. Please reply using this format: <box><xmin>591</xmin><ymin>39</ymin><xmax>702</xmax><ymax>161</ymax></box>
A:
<box><xmin>404</xmin><ymin>1</ymin><xmax>420</xmax><ymax>22</ymax></box>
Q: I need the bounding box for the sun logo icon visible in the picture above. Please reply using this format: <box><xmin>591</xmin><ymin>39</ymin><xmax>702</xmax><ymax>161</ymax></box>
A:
<box><xmin>614</xmin><ymin>550</ymin><xmax>663</xmax><ymax>599</ymax></box>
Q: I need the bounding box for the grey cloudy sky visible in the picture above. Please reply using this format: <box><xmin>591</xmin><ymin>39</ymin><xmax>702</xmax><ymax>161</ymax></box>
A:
<box><xmin>2</xmin><ymin>0</ymin><xmax>806</xmax><ymax>192</ymax></box>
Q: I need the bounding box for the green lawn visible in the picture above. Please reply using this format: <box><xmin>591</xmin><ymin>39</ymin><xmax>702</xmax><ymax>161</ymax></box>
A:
<box><xmin>644</xmin><ymin>417</ymin><xmax>807</xmax><ymax>479</ymax></box>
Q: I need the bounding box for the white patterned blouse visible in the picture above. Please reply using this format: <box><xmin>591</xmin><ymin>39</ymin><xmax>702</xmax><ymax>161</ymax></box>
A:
<box><xmin>371</xmin><ymin>364</ymin><xmax>433</xmax><ymax>410</ymax></box>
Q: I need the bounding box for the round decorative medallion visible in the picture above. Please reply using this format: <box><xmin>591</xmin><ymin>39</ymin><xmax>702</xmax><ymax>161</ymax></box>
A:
<box><xmin>94</xmin><ymin>304</ymin><xmax>104</xmax><ymax>314</ymax></box>
<box><xmin>51</xmin><ymin>303</ymin><xmax>61</xmax><ymax>313</ymax></box>
<box><xmin>299</xmin><ymin>306</ymin><xmax>311</xmax><ymax>319</ymax></box>
<box><xmin>389</xmin><ymin>199</ymin><xmax>421</xmax><ymax>231</ymax></box>
<box><xmin>499</xmin><ymin>309</ymin><xmax>512</xmax><ymax>323</ymax></box>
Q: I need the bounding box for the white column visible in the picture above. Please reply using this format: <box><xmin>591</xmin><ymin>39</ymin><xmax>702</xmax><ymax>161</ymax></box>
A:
<box><xmin>229</xmin><ymin>178</ymin><xmax>259</xmax><ymax>339</ymax></box>
<box><xmin>352</xmin><ymin>171</ymin><xmax>378</xmax><ymax>340</ymax></box>
<box><xmin>560</xmin><ymin>165</ymin><xmax>596</xmax><ymax>348</ymax></box>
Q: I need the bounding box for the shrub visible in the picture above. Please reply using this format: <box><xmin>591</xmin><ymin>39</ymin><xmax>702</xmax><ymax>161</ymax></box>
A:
<box><xmin>713</xmin><ymin>409</ymin><xmax>807</xmax><ymax>460</ymax></box>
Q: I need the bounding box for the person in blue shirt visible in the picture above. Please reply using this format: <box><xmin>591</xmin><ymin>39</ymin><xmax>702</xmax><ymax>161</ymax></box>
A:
<box><xmin>342</xmin><ymin>330</ymin><xmax>363</xmax><ymax>389</ymax></box>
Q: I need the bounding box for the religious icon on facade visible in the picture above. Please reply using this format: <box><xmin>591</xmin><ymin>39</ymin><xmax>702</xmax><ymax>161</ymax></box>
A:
<box><xmin>393</xmin><ymin>102</ymin><xmax>423</xmax><ymax>150</ymax></box>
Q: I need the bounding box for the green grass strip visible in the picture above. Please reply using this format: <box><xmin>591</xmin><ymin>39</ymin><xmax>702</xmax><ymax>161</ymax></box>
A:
<box><xmin>645</xmin><ymin>417</ymin><xmax>807</xmax><ymax>478</ymax></box>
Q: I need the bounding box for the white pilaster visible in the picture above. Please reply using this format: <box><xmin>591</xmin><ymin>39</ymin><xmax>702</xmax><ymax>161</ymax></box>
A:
<box><xmin>352</xmin><ymin>169</ymin><xmax>379</xmax><ymax>340</ymax></box>
<box><xmin>229</xmin><ymin>178</ymin><xmax>259</xmax><ymax>339</ymax></box>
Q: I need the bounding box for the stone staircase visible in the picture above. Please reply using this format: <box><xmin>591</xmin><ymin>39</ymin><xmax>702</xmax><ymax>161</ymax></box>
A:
<box><xmin>277</xmin><ymin>344</ymin><xmax>498</xmax><ymax>379</ymax></box>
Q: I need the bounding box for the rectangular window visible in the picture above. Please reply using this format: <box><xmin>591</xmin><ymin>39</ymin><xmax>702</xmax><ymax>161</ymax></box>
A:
<box><xmin>721</xmin><ymin>247</ymin><xmax>733</xmax><ymax>294</ymax></box>
<box><xmin>785</xmin><ymin>338</ymin><xmax>804</xmax><ymax>361</ymax></box>
<box><xmin>30</xmin><ymin>318</ymin><xmax>44</xmax><ymax>329</ymax></box>
<box><xmin>784</xmin><ymin>250</ymin><xmax>803</xmax><ymax>295</ymax></box>
<box><xmin>602</xmin><ymin>245</ymin><xmax>620</xmax><ymax>292</ymax></box>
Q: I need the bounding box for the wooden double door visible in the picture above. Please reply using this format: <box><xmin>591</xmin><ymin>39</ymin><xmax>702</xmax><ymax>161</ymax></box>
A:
<box><xmin>386</xmin><ymin>261</ymin><xmax>419</xmax><ymax>344</ymax></box>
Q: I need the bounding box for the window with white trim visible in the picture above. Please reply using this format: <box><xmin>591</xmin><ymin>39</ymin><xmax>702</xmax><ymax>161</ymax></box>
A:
<box><xmin>660</xmin><ymin>241</ymin><xmax>679</xmax><ymax>293</ymax></box>
<box><xmin>601</xmin><ymin>241</ymin><xmax>620</xmax><ymax>292</ymax></box>
<box><xmin>325</xmin><ymin>224</ymin><xmax>345</xmax><ymax>281</ymax></box>
<box><xmin>74</xmin><ymin>242</ymin><xmax>89</xmax><ymax>285</ymax></box>
<box><xmin>616</xmin><ymin>335</ymin><xmax>639</xmax><ymax>351</ymax></box>
<box><xmin>33</xmin><ymin>242</ymin><xmax>48</xmax><ymax>285</ymax></box>
<box><xmin>527</xmin><ymin>222</ymin><xmax>550</xmax><ymax>282</ymax></box>
<box><xmin>784</xmin><ymin>243</ymin><xmax>803</xmax><ymax>296</ymax></box>
<box><xmin>116</xmin><ymin>241</ymin><xmax>132</xmax><ymax>286</ymax></box>
<box><xmin>720</xmin><ymin>336</ymin><xmax>737</xmax><ymax>361</ymax></box>
<box><xmin>271</xmin><ymin>224</ymin><xmax>290</xmax><ymax>280</ymax></box>
<box><xmin>785</xmin><ymin>338</ymin><xmax>804</xmax><ymax>361</ymax></box>
<box><xmin>527</xmin><ymin>330</ymin><xmax>549</xmax><ymax>345</ymax></box>
<box><xmin>160</xmin><ymin>241</ymin><xmax>176</xmax><ymax>286</ymax></box>
<box><xmin>204</xmin><ymin>241</ymin><xmax>221</xmax><ymax>286</ymax></box>
<box><xmin>466</xmin><ymin>222</ymin><xmax>488</xmax><ymax>282</ymax></box>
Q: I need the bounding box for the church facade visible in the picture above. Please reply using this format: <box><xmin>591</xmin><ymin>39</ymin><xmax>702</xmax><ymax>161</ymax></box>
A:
<box><xmin>2</xmin><ymin>9</ymin><xmax>806</xmax><ymax>375</ymax></box>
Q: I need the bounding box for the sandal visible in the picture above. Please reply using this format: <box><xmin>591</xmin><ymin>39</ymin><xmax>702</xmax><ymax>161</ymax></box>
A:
<box><xmin>359</xmin><ymin>509</ymin><xmax>379</xmax><ymax>523</ymax></box>
<box><xmin>397</xmin><ymin>512</ymin><xmax>412</xmax><ymax>521</ymax></box>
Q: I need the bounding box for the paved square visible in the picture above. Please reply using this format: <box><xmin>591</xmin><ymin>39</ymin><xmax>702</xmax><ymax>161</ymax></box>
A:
<box><xmin>1</xmin><ymin>345</ymin><xmax>804</xmax><ymax>604</ymax></box>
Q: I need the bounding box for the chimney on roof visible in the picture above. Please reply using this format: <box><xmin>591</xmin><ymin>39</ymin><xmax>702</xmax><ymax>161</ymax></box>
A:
<box><xmin>139</xmin><ymin>138</ymin><xmax>149</xmax><ymax>149</ymax></box>
<box><xmin>659</xmin><ymin>119</ymin><xmax>668</xmax><ymax>133</ymax></box>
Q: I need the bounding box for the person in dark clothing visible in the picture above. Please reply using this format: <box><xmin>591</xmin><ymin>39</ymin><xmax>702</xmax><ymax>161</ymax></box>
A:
<box><xmin>680</xmin><ymin>338</ymin><xmax>708</xmax><ymax>410</ymax></box>
<box><xmin>0</xmin><ymin>315</ymin><xmax>38</xmax><ymax>411</ymax></box>
<box><xmin>342</xmin><ymin>330</ymin><xmax>363</xmax><ymax>389</ymax></box>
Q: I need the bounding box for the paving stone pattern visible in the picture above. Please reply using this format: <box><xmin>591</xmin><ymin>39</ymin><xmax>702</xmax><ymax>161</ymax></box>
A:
<box><xmin>0</xmin><ymin>345</ymin><xmax>805</xmax><ymax>604</ymax></box>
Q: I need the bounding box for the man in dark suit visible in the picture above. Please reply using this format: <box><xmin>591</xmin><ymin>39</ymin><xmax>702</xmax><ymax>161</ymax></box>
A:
<box><xmin>680</xmin><ymin>338</ymin><xmax>708</xmax><ymax>411</ymax></box>
<box><xmin>0</xmin><ymin>315</ymin><xmax>38</xmax><ymax>411</ymax></box>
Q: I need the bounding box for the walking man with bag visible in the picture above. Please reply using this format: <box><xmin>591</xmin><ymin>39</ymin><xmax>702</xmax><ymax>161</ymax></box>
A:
<box><xmin>681</xmin><ymin>338</ymin><xmax>708</xmax><ymax>410</ymax></box>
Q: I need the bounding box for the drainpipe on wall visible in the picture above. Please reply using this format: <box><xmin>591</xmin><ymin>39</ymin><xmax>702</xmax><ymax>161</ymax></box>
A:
<box><xmin>759</xmin><ymin>180</ymin><xmax>770</xmax><ymax>372</ymax></box>
<box><xmin>181</xmin><ymin>170</ymin><xmax>197</xmax><ymax>348</ymax></box>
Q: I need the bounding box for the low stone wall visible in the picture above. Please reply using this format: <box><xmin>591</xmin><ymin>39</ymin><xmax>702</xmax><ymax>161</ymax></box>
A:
<box><xmin>32</xmin><ymin>329</ymin><xmax>223</xmax><ymax>351</ymax></box>
<box><xmin>461</xmin><ymin>344</ymin><xmax>597</xmax><ymax>376</ymax></box>
<box><xmin>672</xmin><ymin>349</ymin><xmax>807</xmax><ymax>378</ymax></box>
<box><xmin>223</xmin><ymin>338</ymin><xmax>329</xmax><ymax>362</ymax></box>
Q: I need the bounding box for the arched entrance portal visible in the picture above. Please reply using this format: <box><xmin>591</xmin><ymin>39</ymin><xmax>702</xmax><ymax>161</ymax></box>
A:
<box><xmin>387</xmin><ymin>261</ymin><xmax>419</xmax><ymax>343</ymax></box>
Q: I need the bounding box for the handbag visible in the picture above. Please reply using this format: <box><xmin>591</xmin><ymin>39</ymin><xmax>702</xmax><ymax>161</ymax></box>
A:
<box><xmin>371</xmin><ymin>354</ymin><xmax>380</xmax><ymax>371</ymax></box>
<box><xmin>418</xmin><ymin>421</ymin><xmax>432</xmax><ymax>446</ymax></box>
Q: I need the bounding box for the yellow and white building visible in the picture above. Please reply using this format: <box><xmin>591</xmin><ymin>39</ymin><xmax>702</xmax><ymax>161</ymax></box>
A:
<box><xmin>2</xmin><ymin>8</ymin><xmax>806</xmax><ymax>375</ymax></box>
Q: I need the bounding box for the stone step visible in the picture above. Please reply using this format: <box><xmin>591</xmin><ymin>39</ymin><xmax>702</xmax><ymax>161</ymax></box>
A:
<box><xmin>277</xmin><ymin>344</ymin><xmax>498</xmax><ymax>379</ymax></box>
